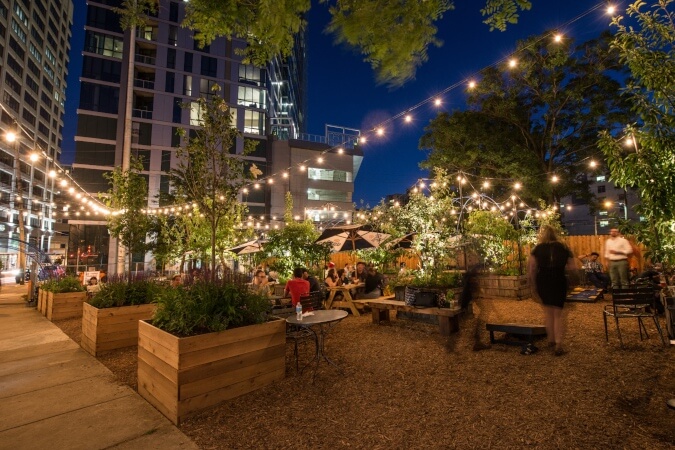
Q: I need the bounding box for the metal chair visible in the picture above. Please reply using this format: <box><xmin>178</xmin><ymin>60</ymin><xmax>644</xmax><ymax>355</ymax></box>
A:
<box><xmin>603</xmin><ymin>287</ymin><xmax>666</xmax><ymax>348</ymax></box>
<box><xmin>286</xmin><ymin>291</ymin><xmax>324</xmax><ymax>372</ymax></box>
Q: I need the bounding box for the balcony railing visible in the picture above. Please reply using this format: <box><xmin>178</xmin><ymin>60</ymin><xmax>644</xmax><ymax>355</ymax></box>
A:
<box><xmin>134</xmin><ymin>54</ymin><xmax>156</xmax><ymax>65</ymax></box>
<box><xmin>134</xmin><ymin>78</ymin><xmax>155</xmax><ymax>90</ymax></box>
<box><xmin>132</xmin><ymin>108</ymin><xmax>153</xmax><ymax>119</ymax></box>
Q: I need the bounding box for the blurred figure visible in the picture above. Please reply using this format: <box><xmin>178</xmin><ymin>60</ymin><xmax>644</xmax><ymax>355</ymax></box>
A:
<box><xmin>357</xmin><ymin>265</ymin><xmax>384</xmax><ymax>299</ymax></box>
<box><xmin>170</xmin><ymin>274</ymin><xmax>182</xmax><ymax>288</ymax></box>
<box><xmin>399</xmin><ymin>262</ymin><xmax>407</xmax><ymax>276</ymax></box>
<box><xmin>250</xmin><ymin>269</ymin><xmax>271</xmax><ymax>297</ymax></box>
<box><xmin>528</xmin><ymin>225</ymin><xmax>576</xmax><ymax>356</ymax></box>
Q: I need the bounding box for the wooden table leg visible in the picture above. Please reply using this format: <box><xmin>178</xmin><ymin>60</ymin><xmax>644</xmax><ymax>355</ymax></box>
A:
<box><xmin>438</xmin><ymin>315</ymin><xmax>460</xmax><ymax>336</ymax></box>
<box><xmin>342</xmin><ymin>291</ymin><xmax>360</xmax><ymax>317</ymax></box>
<box><xmin>325</xmin><ymin>290</ymin><xmax>336</xmax><ymax>310</ymax></box>
<box><xmin>371</xmin><ymin>307</ymin><xmax>388</xmax><ymax>324</ymax></box>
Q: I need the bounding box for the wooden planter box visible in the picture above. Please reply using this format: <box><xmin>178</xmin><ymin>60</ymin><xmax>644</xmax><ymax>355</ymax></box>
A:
<box><xmin>138</xmin><ymin>318</ymin><xmax>286</xmax><ymax>425</ymax></box>
<box><xmin>45</xmin><ymin>291</ymin><xmax>89</xmax><ymax>321</ymax></box>
<box><xmin>81</xmin><ymin>302</ymin><xmax>157</xmax><ymax>356</ymax></box>
<box><xmin>476</xmin><ymin>274</ymin><xmax>530</xmax><ymax>300</ymax></box>
<box><xmin>37</xmin><ymin>288</ymin><xmax>48</xmax><ymax>315</ymax></box>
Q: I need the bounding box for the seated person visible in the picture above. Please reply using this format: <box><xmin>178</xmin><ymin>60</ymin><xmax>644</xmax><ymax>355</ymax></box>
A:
<box><xmin>352</xmin><ymin>261</ymin><xmax>367</xmax><ymax>284</ymax></box>
<box><xmin>302</xmin><ymin>268</ymin><xmax>322</xmax><ymax>293</ymax></box>
<box><xmin>86</xmin><ymin>276</ymin><xmax>100</xmax><ymax>296</ymax></box>
<box><xmin>325</xmin><ymin>268</ymin><xmax>341</xmax><ymax>288</ymax></box>
<box><xmin>337</xmin><ymin>268</ymin><xmax>349</xmax><ymax>285</ymax></box>
<box><xmin>250</xmin><ymin>269</ymin><xmax>271</xmax><ymax>297</ymax></box>
<box><xmin>170</xmin><ymin>274</ymin><xmax>182</xmax><ymax>287</ymax></box>
<box><xmin>578</xmin><ymin>252</ymin><xmax>610</xmax><ymax>290</ymax></box>
<box><xmin>285</xmin><ymin>267</ymin><xmax>310</xmax><ymax>306</ymax></box>
<box><xmin>357</xmin><ymin>266</ymin><xmax>384</xmax><ymax>299</ymax></box>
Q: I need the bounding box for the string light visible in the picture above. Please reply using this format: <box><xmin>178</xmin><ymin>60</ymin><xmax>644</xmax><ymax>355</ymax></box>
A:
<box><xmin>404</xmin><ymin>114</ymin><xmax>412</xmax><ymax>123</ymax></box>
<box><xmin>508</xmin><ymin>59</ymin><xmax>517</xmax><ymax>68</ymax></box>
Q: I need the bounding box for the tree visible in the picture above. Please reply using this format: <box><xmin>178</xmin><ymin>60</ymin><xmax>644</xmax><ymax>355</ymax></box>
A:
<box><xmin>598</xmin><ymin>0</ymin><xmax>675</xmax><ymax>264</ymax></box>
<box><xmin>368</xmin><ymin>170</ymin><xmax>460</xmax><ymax>277</ymax></box>
<box><xmin>103</xmin><ymin>156</ymin><xmax>153</xmax><ymax>273</ymax></box>
<box><xmin>262</xmin><ymin>193</ymin><xmax>331</xmax><ymax>279</ymax></box>
<box><xmin>420</xmin><ymin>32</ymin><xmax>632</xmax><ymax>204</ymax></box>
<box><xmin>170</xmin><ymin>86</ymin><xmax>255</xmax><ymax>281</ymax></box>
<box><xmin>481</xmin><ymin>0</ymin><xmax>532</xmax><ymax>31</ymax></box>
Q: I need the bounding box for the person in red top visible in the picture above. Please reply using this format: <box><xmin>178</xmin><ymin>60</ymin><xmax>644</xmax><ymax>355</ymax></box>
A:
<box><xmin>284</xmin><ymin>267</ymin><xmax>310</xmax><ymax>306</ymax></box>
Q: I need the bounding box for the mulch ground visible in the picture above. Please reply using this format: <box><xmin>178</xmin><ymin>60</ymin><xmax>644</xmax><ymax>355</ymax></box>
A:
<box><xmin>54</xmin><ymin>297</ymin><xmax>675</xmax><ymax>449</ymax></box>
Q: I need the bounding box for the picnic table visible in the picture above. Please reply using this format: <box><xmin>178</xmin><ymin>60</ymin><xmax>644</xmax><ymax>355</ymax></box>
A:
<box><xmin>325</xmin><ymin>284</ymin><xmax>364</xmax><ymax>316</ymax></box>
<box><xmin>364</xmin><ymin>298</ymin><xmax>462</xmax><ymax>336</ymax></box>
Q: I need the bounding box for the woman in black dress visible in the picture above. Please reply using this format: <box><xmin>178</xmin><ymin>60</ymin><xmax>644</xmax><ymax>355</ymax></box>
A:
<box><xmin>527</xmin><ymin>225</ymin><xmax>577</xmax><ymax>355</ymax></box>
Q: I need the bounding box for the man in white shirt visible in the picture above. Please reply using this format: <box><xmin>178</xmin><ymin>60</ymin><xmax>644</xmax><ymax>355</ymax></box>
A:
<box><xmin>603</xmin><ymin>228</ymin><xmax>633</xmax><ymax>289</ymax></box>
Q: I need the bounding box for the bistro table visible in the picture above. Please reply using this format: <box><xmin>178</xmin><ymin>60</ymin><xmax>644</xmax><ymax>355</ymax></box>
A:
<box><xmin>325</xmin><ymin>284</ymin><xmax>364</xmax><ymax>316</ymax></box>
<box><xmin>286</xmin><ymin>310</ymin><xmax>348</xmax><ymax>381</ymax></box>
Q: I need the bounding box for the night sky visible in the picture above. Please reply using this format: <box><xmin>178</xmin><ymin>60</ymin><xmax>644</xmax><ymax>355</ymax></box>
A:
<box><xmin>62</xmin><ymin>0</ymin><xmax>613</xmax><ymax>206</ymax></box>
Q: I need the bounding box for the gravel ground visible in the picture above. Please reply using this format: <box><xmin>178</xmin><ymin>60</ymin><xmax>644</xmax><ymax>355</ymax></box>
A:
<box><xmin>54</xmin><ymin>297</ymin><xmax>675</xmax><ymax>449</ymax></box>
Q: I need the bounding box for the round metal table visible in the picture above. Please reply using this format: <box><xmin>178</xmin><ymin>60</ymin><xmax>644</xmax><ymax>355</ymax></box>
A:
<box><xmin>286</xmin><ymin>310</ymin><xmax>348</xmax><ymax>380</ymax></box>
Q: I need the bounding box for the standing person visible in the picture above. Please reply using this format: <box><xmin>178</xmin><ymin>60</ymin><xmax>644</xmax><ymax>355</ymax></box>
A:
<box><xmin>285</xmin><ymin>268</ymin><xmax>310</xmax><ymax>306</ymax></box>
<box><xmin>603</xmin><ymin>228</ymin><xmax>633</xmax><ymax>289</ymax></box>
<box><xmin>527</xmin><ymin>225</ymin><xmax>576</xmax><ymax>356</ymax></box>
<box><xmin>578</xmin><ymin>252</ymin><xmax>610</xmax><ymax>290</ymax></box>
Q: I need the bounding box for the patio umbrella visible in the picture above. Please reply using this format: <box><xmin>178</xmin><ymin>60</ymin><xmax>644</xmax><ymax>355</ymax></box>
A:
<box><xmin>387</xmin><ymin>232</ymin><xmax>417</xmax><ymax>250</ymax></box>
<box><xmin>227</xmin><ymin>239</ymin><xmax>266</xmax><ymax>255</ymax></box>
<box><xmin>315</xmin><ymin>224</ymin><xmax>390</xmax><ymax>252</ymax></box>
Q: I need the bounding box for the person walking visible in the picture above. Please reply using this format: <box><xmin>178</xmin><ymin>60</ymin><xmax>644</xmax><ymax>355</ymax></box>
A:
<box><xmin>527</xmin><ymin>225</ymin><xmax>576</xmax><ymax>356</ymax></box>
<box><xmin>603</xmin><ymin>228</ymin><xmax>633</xmax><ymax>289</ymax></box>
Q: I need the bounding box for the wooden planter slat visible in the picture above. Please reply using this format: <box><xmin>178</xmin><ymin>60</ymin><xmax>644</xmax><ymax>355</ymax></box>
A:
<box><xmin>178</xmin><ymin>344</ymin><xmax>285</xmax><ymax>385</ymax></box>
<box><xmin>46</xmin><ymin>292</ymin><xmax>88</xmax><ymax>321</ymax></box>
<box><xmin>178</xmin><ymin>367</ymin><xmax>285</xmax><ymax>418</ymax></box>
<box><xmin>81</xmin><ymin>303</ymin><xmax>156</xmax><ymax>356</ymax></box>
<box><xmin>138</xmin><ymin>318</ymin><xmax>285</xmax><ymax>425</ymax></box>
<box><xmin>37</xmin><ymin>289</ymin><xmax>47</xmax><ymax>314</ymax></box>
<box><xmin>477</xmin><ymin>275</ymin><xmax>530</xmax><ymax>299</ymax></box>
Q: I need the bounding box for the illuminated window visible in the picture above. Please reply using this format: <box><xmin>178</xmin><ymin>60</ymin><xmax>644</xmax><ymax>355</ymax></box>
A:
<box><xmin>237</xmin><ymin>86</ymin><xmax>266</xmax><ymax>109</ymax></box>
<box><xmin>599</xmin><ymin>220</ymin><xmax>609</xmax><ymax>227</ymax></box>
<box><xmin>308</xmin><ymin>168</ymin><xmax>352</xmax><ymax>182</ymax></box>
<box><xmin>238</xmin><ymin>64</ymin><xmax>262</xmax><ymax>86</ymax></box>
<box><xmin>307</xmin><ymin>189</ymin><xmax>349</xmax><ymax>202</ymax></box>
<box><xmin>190</xmin><ymin>101</ymin><xmax>202</xmax><ymax>126</ymax></box>
<box><xmin>243</xmin><ymin>110</ymin><xmax>265</xmax><ymax>135</ymax></box>
<box><xmin>596</xmin><ymin>175</ymin><xmax>606</xmax><ymax>182</ymax></box>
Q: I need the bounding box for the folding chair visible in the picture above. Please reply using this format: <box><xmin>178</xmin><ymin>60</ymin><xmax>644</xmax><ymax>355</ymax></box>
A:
<box><xmin>603</xmin><ymin>288</ymin><xmax>666</xmax><ymax>348</ymax></box>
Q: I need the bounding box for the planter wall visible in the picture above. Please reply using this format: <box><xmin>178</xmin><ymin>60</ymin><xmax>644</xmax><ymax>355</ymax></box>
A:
<box><xmin>476</xmin><ymin>274</ymin><xmax>530</xmax><ymax>300</ymax></box>
<box><xmin>45</xmin><ymin>291</ymin><xmax>89</xmax><ymax>320</ymax></box>
<box><xmin>137</xmin><ymin>318</ymin><xmax>286</xmax><ymax>425</ymax></box>
<box><xmin>37</xmin><ymin>288</ymin><xmax>48</xmax><ymax>315</ymax></box>
<box><xmin>81</xmin><ymin>302</ymin><xmax>157</xmax><ymax>356</ymax></box>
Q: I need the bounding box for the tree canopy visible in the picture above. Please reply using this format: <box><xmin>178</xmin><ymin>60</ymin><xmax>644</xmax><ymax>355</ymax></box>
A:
<box><xmin>419</xmin><ymin>32</ymin><xmax>632</xmax><ymax>204</ymax></box>
<box><xmin>183</xmin><ymin>0</ymin><xmax>545</xmax><ymax>87</ymax></box>
<box><xmin>599</xmin><ymin>0</ymin><xmax>675</xmax><ymax>264</ymax></box>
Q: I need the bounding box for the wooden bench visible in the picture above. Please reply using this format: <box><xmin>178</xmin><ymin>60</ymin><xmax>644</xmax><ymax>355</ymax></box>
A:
<box><xmin>485</xmin><ymin>323</ymin><xmax>547</xmax><ymax>347</ymax></box>
<box><xmin>363</xmin><ymin>299</ymin><xmax>462</xmax><ymax>336</ymax></box>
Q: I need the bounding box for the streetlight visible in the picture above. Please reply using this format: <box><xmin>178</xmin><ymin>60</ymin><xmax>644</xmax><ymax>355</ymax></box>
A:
<box><xmin>604</xmin><ymin>200</ymin><xmax>628</xmax><ymax>221</ymax></box>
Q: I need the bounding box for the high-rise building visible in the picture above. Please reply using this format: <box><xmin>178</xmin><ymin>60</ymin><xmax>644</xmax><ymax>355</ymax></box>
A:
<box><xmin>0</xmin><ymin>0</ymin><xmax>73</xmax><ymax>270</ymax></box>
<box><xmin>71</xmin><ymin>0</ymin><xmax>359</xmax><ymax>270</ymax></box>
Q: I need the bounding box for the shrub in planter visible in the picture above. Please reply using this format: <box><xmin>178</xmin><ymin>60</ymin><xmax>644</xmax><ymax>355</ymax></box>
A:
<box><xmin>138</xmin><ymin>279</ymin><xmax>285</xmax><ymax>425</ymax></box>
<box><xmin>81</xmin><ymin>278</ymin><xmax>159</xmax><ymax>356</ymax></box>
<box><xmin>41</xmin><ymin>277</ymin><xmax>87</xmax><ymax>320</ymax></box>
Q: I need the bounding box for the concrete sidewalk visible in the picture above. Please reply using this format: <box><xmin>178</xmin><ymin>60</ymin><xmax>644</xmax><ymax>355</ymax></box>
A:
<box><xmin>0</xmin><ymin>285</ymin><xmax>198</xmax><ymax>450</ymax></box>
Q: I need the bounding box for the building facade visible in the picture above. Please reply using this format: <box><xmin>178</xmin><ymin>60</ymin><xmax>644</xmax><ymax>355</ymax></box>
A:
<box><xmin>71</xmin><ymin>0</ymin><xmax>358</xmax><ymax>270</ymax></box>
<box><xmin>560</xmin><ymin>172</ymin><xmax>641</xmax><ymax>235</ymax></box>
<box><xmin>0</xmin><ymin>0</ymin><xmax>72</xmax><ymax>270</ymax></box>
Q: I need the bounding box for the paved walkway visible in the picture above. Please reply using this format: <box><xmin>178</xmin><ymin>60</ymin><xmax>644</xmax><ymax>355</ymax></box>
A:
<box><xmin>0</xmin><ymin>284</ymin><xmax>198</xmax><ymax>450</ymax></box>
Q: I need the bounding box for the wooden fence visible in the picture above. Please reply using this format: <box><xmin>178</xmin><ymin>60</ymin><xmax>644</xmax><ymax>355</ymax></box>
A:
<box><xmin>326</xmin><ymin>235</ymin><xmax>647</xmax><ymax>274</ymax></box>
